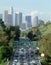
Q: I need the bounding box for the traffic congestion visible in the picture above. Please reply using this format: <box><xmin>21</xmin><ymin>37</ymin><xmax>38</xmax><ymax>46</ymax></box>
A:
<box><xmin>11</xmin><ymin>38</ymin><xmax>41</xmax><ymax>65</ymax></box>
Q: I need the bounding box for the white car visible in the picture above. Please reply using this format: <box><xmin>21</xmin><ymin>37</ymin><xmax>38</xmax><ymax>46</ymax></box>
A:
<box><xmin>12</xmin><ymin>61</ymin><xmax>16</xmax><ymax>65</ymax></box>
<box><xmin>14</xmin><ymin>59</ymin><xmax>18</xmax><ymax>62</ymax></box>
<box><xmin>16</xmin><ymin>62</ymin><xmax>20</xmax><ymax>65</ymax></box>
<box><xmin>24</xmin><ymin>63</ymin><xmax>28</xmax><ymax>65</ymax></box>
<box><xmin>12</xmin><ymin>60</ymin><xmax>18</xmax><ymax>65</ymax></box>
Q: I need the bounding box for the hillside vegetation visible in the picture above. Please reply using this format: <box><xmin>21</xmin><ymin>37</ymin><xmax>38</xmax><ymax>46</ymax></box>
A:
<box><xmin>38</xmin><ymin>23</ymin><xmax>51</xmax><ymax>57</ymax></box>
<box><xmin>39</xmin><ymin>23</ymin><xmax>51</xmax><ymax>36</ymax></box>
<box><xmin>0</xmin><ymin>19</ymin><xmax>20</xmax><ymax>64</ymax></box>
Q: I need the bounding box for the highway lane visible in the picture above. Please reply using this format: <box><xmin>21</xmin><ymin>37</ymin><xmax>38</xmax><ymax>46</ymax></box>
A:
<box><xmin>8</xmin><ymin>38</ymin><xmax>41</xmax><ymax>65</ymax></box>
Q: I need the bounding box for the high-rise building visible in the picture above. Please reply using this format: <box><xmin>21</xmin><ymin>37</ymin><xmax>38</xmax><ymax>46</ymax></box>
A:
<box><xmin>21</xmin><ymin>23</ymin><xmax>26</xmax><ymax>30</ymax></box>
<box><xmin>0</xmin><ymin>14</ymin><xmax>3</xmax><ymax>20</ymax></box>
<box><xmin>7</xmin><ymin>14</ymin><xmax>12</xmax><ymax>26</ymax></box>
<box><xmin>19</xmin><ymin>12</ymin><xmax>22</xmax><ymax>28</ymax></box>
<box><xmin>25</xmin><ymin>15</ymin><xmax>32</xmax><ymax>29</ymax></box>
<box><xmin>32</xmin><ymin>16</ymin><xmax>38</xmax><ymax>27</ymax></box>
<box><xmin>4</xmin><ymin>10</ymin><xmax>8</xmax><ymax>24</ymax></box>
<box><xmin>11</xmin><ymin>7</ymin><xmax>13</xmax><ymax>26</ymax></box>
<box><xmin>15</xmin><ymin>13</ymin><xmax>19</xmax><ymax>26</ymax></box>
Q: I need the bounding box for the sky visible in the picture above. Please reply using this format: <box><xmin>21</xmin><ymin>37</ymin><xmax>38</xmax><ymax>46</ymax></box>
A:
<box><xmin>0</xmin><ymin>0</ymin><xmax>51</xmax><ymax>22</ymax></box>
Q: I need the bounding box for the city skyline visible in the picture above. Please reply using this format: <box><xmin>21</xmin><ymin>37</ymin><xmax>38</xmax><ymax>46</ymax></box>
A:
<box><xmin>0</xmin><ymin>7</ymin><xmax>51</xmax><ymax>23</ymax></box>
<box><xmin>0</xmin><ymin>0</ymin><xmax>51</xmax><ymax>22</ymax></box>
<box><xmin>1</xmin><ymin>8</ymin><xmax>39</xmax><ymax>30</ymax></box>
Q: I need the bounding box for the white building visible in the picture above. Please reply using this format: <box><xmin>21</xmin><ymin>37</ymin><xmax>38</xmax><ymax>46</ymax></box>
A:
<box><xmin>32</xmin><ymin>16</ymin><xmax>38</xmax><ymax>27</ymax></box>
<box><xmin>4</xmin><ymin>10</ymin><xmax>8</xmax><ymax>24</ymax></box>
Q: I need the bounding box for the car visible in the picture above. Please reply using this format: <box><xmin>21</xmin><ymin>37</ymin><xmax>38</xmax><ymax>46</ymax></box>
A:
<box><xmin>12</xmin><ymin>61</ymin><xmax>16</xmax><ymax>65</ymax></box>
<box><xmin>13</xmin><ymin>54</ymin><xmax>18</xmax><ymax>60</ymax></box>
<box><xmin>14</xmin><ymin>59</ymin><xmax>18</xmax><ymax>62</ymax></box>
<box><xmin>24</xmin><ymin>63</ymin><xmax>28</xmax><ymax>65</ymax></box>
<box><xmin>16</xmin><ymin>62</ymin><xmax>20</xmax><ymax>65</ymax></box>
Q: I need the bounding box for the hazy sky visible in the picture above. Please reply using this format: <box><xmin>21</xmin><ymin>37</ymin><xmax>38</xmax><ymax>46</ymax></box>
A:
<box><xmin>0</xmin><ymin>0</ymin><xmax>51</xmax><ymax>22</ymax></box>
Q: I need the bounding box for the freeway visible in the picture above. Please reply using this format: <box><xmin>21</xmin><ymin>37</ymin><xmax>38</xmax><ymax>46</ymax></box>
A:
<box><xmin>8</xmin><ymin>38</ymin><xmax>41</xmax><ymax>65</ymax></box>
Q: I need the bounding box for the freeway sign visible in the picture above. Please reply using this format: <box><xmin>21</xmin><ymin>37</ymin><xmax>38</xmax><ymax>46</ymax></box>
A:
<box><xmin>31</xmin><ymin>41</ymin><xmax>38</xmax><ymax>47</ymax></box>
<box><xmin>13</xmin><ymin>38</ymin><xmax>38</xmax><ymax>48</ymax></box>
<box><xmin>13</xmin><ymin>41</ymin><xmax>38</xmax><ymax>48</ymax></box>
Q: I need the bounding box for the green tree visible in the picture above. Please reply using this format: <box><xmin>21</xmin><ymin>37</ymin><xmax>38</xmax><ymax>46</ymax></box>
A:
<box><xmin>14</xmin><ymin>26</ymin><xmax>21</xmax><ymax>41</ymax></box>
<box><xmin>27</xmin><ymin>31</ymin><xmax>33</xmax><ymax>41</ymax></box>
<box><xmin>1</xmin><ymin>46</ymin><xmax>13</xmax><ymax>60</ymax></box>
<box><xmin>39</xmin><ymin>20</ymin><xmax>44</xmax><ymax>26</ymax></box>
<box><xmin>0</xmin><ymin>19</ymin><xmax>6</xmax><ymax>30</ymax></box>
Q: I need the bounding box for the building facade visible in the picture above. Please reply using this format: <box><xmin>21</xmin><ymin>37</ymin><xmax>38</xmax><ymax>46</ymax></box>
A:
<box><xmin>11</xmin><ymin>7</ymin><xmax>13</xmax><ymax>26</ymax></box>
<box><xmin>4</xmin><ymin>10</ymin><xmax>8</xmax><ymax>24</ymax></box>
<box><xmin>7</xmin><ymin>14</ymin><xmax>13</xmax><ymax>26</ymax></box>
<box><xmin>21</xmin><ymin>23</ymin><xmax>26</xmax><ymax>30</ymax></box>
<box><xmin>19</xmin><ymin>12</ymin><xmax>22</xmax><ymax>28</ymax></box>
<box><xmin>32</xmin><ymin>16</ymin><xmax>38</xmax><ymax>27</ymax></box>
<box><xmin>15</xmin><ymin>13</ymin><xmax>19</xmax><ymax>26</ymax></box>
<box><xmin>25</xmin><ymin>15</ymin><xmax>32</xmax><ymax>29</ymax></box>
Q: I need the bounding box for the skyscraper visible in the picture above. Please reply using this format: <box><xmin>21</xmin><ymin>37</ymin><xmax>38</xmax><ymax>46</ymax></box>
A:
<box><xmin>32</xmin><ymin>16</ymin><xmax>38</xmax><ymax>27</ymax></box>
<box><xmin>25</xmin><ymin>15</ymin><xmax>32</xmax><ymax>29</ymax></box>
<box><xmin>15</xmin><ymin>13</ymin><xmax>19</xmax><ymax>26</ymax></box>
<box><xmin>11</xmin><ymin>7</ymin><xmax>13</xmax><ymax>26</ymax></box>
<box><xmin>21</xmin><ymin>23</ymin><xmax>26</xmax><ymax>31</ymax></box>
<box><xmin>19</xmin><ymin>12</ymin><xmax>22</xmax><ymax>28</ymax></box>
<box><xmin>4</xmin><ymin>10</ymin><xmax>8</xmax><ymax>24</ymax></box>
<box><xmin>7</xmin><ymin>14</ymin><xmax>13</xmax><ymax>26</ymax></box>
